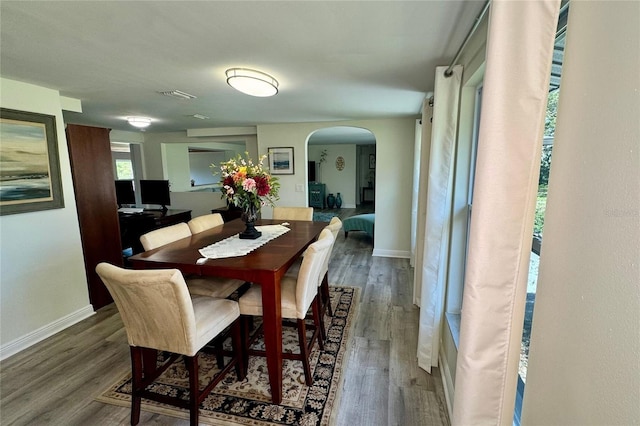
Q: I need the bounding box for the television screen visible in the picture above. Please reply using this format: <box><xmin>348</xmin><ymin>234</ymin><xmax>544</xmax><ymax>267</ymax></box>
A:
<box><xmin>140</xmin><ymin>180</ymin><xmax>171</xmax><ymax>209</ymax></box>
<box><xmin>114</xmin><ymin>180</ymin><xmax>135</xmax><ymax>206</ymax></box>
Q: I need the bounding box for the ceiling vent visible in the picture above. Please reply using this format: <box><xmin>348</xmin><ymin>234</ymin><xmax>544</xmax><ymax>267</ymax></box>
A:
<box><xmin>159</xmin><ymin>90</ymin><xmax>197</xmax><ymax>100</ymax></box>
<box><xmin>192</xmin><ymin>114</ymin><xmax>210</xmax><ymax>120</ymax></box>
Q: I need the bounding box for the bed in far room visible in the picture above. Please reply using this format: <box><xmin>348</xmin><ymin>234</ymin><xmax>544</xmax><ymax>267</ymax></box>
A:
<box><xmin>343</xmin><ymin>213</ymin><xmax>374</xmax><ymax>239</ymax></box>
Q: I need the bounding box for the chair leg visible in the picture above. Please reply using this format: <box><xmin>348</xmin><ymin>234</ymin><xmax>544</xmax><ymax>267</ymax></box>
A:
<box><xmin>297</xmin><ymin>318</ymin><xmax>313</xmax><ymax>386</ymax></box>
<box><xmin>321</xmin><ymin>274</ymin><xmax>333</xmax><ymax>317</ymax></box>
<box><xmin>141</xmin><ymin>348</ymin><xmax>157</xmax><ymax>379</ymax></box>
<box><xmin>240</xmin><ymin>315</ymin><xmax>251</xmax><ymax>375</ymax></box>
<box><xmin>184</xmin><ymin>355</ymin><xmax>200</xmax><ymax>426</ymax></box>
<box><xmin>231</xmin><ymin>319</ymin><xmax>246</xmax><ymax>380</ymax></box>
<box><xmin>316</xmin><ymin>293</ymin><xmax>327</xmax><ymax>343</ymax></box>
<box><xmin>215</xmin><ymin>342</ymin><xmax>225</xmax><ymax>369</ymax></box>
<box><xmin>129</xmin><ymin>347</ymin><xmax>143</xmax><ymax>426</ymax></box>
<box><xmin>311</xmin><ymin>295</ymin><xmax>324</xmax><ymax>351</ymax></box>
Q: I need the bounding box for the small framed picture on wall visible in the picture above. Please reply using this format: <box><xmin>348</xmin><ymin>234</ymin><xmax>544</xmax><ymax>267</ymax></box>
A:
<box><xmin>369</xmin><ymin>154</ymin><xmax>376</xmax><ymax>169</ymax></box>
<box><xmin>268</xmin><ymin>147</ymin><xmax>295</xmax><ymax>175</ymax></box>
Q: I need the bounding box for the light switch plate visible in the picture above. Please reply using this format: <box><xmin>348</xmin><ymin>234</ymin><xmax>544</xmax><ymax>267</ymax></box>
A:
<box><xmin>295</xmin><ymin>184</ymin><xmax>304</xmax><ymax>192</ymax></box>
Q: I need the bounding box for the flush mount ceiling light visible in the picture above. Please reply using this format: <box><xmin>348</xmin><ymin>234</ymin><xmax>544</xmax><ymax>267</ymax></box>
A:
<box><xmin>127</xmin><ymin>116</ymin><xmax>152</xmax><ymax>128</ymax></box>
<box><xmin>225</xmin><ymin>68</ymin><xmax>279</xmax><ymax>97</ymax></box>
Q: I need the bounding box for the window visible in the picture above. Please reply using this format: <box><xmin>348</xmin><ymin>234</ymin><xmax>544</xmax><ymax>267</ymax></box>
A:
<box><xmin>444</xmin><ymin>80</ymin><xmax>483</xmax><ymax>347</ymax></box>
<box><xmin>514</xmin><ymin>3</ymin><xmax>567</xmax><ymax>423</ymax></box>
<box><xmin>115</xmin><ymin>159</ymin><xmax>134</xmax><ymax>180</ymax></box>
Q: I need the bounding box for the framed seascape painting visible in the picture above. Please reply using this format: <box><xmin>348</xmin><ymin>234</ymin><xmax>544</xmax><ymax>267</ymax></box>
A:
<box><xmin>268</xmin><ymin>147</ymin><xmax>294</xmax><ymax>175</ymax></box>
<box><xmin>0</xmin><ymin>108</ymin><xmax>64</xmax><ymax>215</ymax></box>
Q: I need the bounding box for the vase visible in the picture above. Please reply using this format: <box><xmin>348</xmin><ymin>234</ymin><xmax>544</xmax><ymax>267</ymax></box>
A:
<box><xmin>327</xmin><ymin>193</ymin><xmax>336</xmax><ymax>209</ymax></box>
<box><xmin>239</xmin><ymin>204</ymin><xmax>262</xmax><ymax>239</ymax></box>
<box><xmin>336</xmin><ymin>193</ymin><xmax>342</xmax><ymax>208</ymax></box>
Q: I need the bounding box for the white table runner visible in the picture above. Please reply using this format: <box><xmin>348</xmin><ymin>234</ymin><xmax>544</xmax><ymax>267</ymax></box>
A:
<box><xmin>198</xmin><ymin>224</ymin><xmax>290</xmax><ymax>259</ymax></box>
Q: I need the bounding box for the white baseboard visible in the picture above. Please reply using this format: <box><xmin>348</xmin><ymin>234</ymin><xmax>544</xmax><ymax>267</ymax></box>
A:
<box><xmin>439</xmin><ymin>346</ymin><xmax>455</xmax><ymax>421</ymax></box>
<box><xmin>372</xmin><ymin>248</ymin><xmax>411</xmax><ymax>258</ymax></box>
<box><xmin>0</xmin><ymin>304</ymin><xmax>95</xmax><ymax>361</ymax></box>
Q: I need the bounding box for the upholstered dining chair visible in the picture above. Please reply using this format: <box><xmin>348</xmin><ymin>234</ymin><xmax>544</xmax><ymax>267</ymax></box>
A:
<box><xmin>139</xmin><ymin>222</ymin><xmax>191</xmax><ymax>251</ymax></box>
<box><xmin>284</xmin><ymin>217</ymin><xmax>342</xmax><ymax>342</ymax></box>
<box><xmin>238</xmin><ymin>228</ymin><xmax>334</xmax><ymax>386</ymax></box>
<box><xmin>139</xmin><ymin>223</ymin><xmax>246</xmax><ymax>300</ymax></box>
<box><xmin>272</xmin><ymin>206</ymin><xmax>314</xmax><ymax>221</ymax></box>
<box><xmin>95</xmin><ymin>262</ymin><xmax>245</xmax><ymax>426</ymax></box>
<box><xmin>187</xmin><ymin>213</ymin><xmax>224</xmax><ymax>234</ymax></box>
<box><xmin>319</xmin><ymin>217</ymin><xmax>342</xmax><ymax>318</ymax></box>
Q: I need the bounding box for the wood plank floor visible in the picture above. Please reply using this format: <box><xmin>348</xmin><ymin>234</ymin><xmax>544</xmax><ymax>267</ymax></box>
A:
<box><xmin>0</xmin><ymin>206</ymin><xmax>450</xmax><ymax>426</ymax></box>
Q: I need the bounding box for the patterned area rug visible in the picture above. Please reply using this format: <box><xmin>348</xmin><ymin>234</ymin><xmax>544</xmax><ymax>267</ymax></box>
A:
<box><xmin>96</xmin><ymin>286</ymin><xmax>359</xmax><ymax>425</ymax></box>
<box><xmin>312</xmin><ymin>212</ymin><xmax>338</xmax><ymax>222</ymax></box>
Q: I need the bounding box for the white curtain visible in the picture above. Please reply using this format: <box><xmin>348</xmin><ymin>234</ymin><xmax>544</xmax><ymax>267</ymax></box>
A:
<box><xmin>412</xmin><ymin>98</ymin><xmax>432</xmax><ymax>305</ymax></box>
<box><xmin>416</xmin><ymin>65</ymin><xmax>462</xmax><ymax>372</ymax></box>
<box><xmin>452</xmin><ymin>1</ymin><xmax>560</xmax><ymax>425</ymax></box>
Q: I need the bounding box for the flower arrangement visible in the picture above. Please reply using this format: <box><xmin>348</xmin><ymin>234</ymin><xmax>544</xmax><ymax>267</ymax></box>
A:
<box><xmin>214</xmin><ymin>152</ymin><xmax>280</xmax><ymax>218</ymax></box>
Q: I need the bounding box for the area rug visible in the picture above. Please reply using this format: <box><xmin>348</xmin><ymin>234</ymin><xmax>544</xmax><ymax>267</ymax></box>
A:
<box><xmin>96</xmin><ymin>286</ymin><xmax>359</xmax><ymax>425</ymax></box>
<box><xmin>313</xmin><ymin>212</ymin><xmax>338</xmax><ymax>222</ymax></box>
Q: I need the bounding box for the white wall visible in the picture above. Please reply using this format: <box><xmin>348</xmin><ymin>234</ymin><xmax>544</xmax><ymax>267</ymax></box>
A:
<box><xmin>140</xmin><ymin>132</ymin><xmax>257</xmax><ymax>182</ymax></box>
<box><xmin>189</xmin><ymin>151</ymin><xmax>227</xmax><ymax>186</ymax></box>
<box><xmin>169</xmin><ymin>190</ymin><xmax>227</xmax><ymax>218</ymax></box>
<box><xmin>309</xmin><ymin>144</ymin><xmax>357</xmax><ymax>208</ymax></box>
<box><xmin>0</xmin><ymin>78</ymin><xmax>92</xmax><ymax>359</ymax></box>
<box><xmin>257</xmin><ymin>118</ymin><xmax>416</xmax><ymax>257</ymax></box>
<box><xmin>522</xmin><ymin>2</ymin><xmax>640</xmax><ymax>424</ymax></box>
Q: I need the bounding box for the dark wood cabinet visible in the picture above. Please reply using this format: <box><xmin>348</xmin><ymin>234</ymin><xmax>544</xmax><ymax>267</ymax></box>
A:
<box><xmin>66</xmin><ymin>124</ymin><xmax>123</xmax><ymax>310</ymax></box>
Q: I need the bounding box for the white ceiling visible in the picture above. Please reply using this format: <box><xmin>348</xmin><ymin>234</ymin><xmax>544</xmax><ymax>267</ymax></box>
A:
<box><xmin>0</xmin><ymin>1</ymin><xmax>485</xmax><ymax>140</ymax></box>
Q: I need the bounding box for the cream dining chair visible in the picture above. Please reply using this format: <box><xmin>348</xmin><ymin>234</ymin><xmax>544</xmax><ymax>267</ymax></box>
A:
<box><xmin>95</xmin><ymin>262</ymin><xmax>245</xmax><ymax>426</ymax></box>
<box><xmin>139</xmin><ymin>223</ymin><xmax>246</xmax><ymax>300</ymax></box>
<box><xmin>238</xmin><ymin>228</ymin><xmax>334</xmax><ymax>386</ymax></box>
<box><xmin>187</xmin><ymin>213</ymin><xmax>224</xmax><ymax>234</ymax></box>
<box><xmin>319</xmin><ymin>217</ymin><xmax>342</xmax><ymax>318</ymax></box>
<box><xmin>284</xmin><ymin>216</ymin><xmax>342</xmax><ymax>342</ymax></box>
<box><xmin>139</xmin><ymin>222</ymin><xmax>191</xmax><ymax>251</ymax></box>
<box><xmin>272</xmin><ymin>206</ymin><xmax>314</xmax><ymax>221</ymax></box>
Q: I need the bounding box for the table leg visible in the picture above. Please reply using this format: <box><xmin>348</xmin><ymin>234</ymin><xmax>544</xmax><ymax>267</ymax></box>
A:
<box><xmin>259</xmin><ymin>276</ymin><xmax>283</xmax><ymax>404</ymax></box>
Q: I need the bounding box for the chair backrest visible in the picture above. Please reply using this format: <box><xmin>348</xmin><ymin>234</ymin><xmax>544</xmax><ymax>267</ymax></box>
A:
<box><xmin>273</xmin><ymin>206</ymin><xmax>314</xmax><ymax>221</ymax></box>
<box><xmin>95</xmin><ymin>262</ymin><xmax>198</xmax><ymax>355</ymax></box>
<box><xmin>140</xmin><ymin>222</ymin><xmax>191</xmax><ymax>251</ymax></box>
<box><xmin>187</xmin><ymin>213</ymin><xmax>224</xmax><ymax>234</ymax></box>
<box><xmin>319</xmin><ymin>217</ymin><xmax>342</xmax><ymax>283</ymax></box>
<box><xmin>327</xmin><ymin>216</ymin><xmax>342</xmax><ymax>240</ymax></box>
<box><xmin>295</xmin><ymin>228</ymin><xmax>334</xmax><ymax>318</ymax></box>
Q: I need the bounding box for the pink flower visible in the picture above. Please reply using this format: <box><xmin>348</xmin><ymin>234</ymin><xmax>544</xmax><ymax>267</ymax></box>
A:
<box><xmin>242</xmin><ymin>178</ymin><xmax>256</xmax><ymax>192</ymax></box>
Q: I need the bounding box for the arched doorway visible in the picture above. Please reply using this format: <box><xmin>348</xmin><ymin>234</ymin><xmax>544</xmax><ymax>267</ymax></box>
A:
<box><xmin>306</xmin><ymin>126</ymin><xmax>376</xmax><ymax>212</ymax></box>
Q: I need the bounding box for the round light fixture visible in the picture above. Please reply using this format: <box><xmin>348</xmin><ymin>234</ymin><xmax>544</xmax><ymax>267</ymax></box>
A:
<box><xmin>225</xmin><ymin>68</ymin><xmax>279</xmax><ymax>97</ymax></box>
<box><xmin>127</xmin><ymin>116</ymin><xmax>152</xmax><ymax>128</ymax></box>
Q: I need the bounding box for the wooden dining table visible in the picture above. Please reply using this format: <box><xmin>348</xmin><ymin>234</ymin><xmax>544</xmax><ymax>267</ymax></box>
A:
<box><xmin>128</xmin><ymin>218</ymin><xmax>327</xmax><ymax>404</ymax></box>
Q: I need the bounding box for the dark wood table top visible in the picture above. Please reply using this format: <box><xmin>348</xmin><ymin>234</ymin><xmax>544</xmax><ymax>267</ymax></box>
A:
<box><xmin>128</xmin><ymin>218</ymin><xmax>327</xmax><ymax>281</ymax></box>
